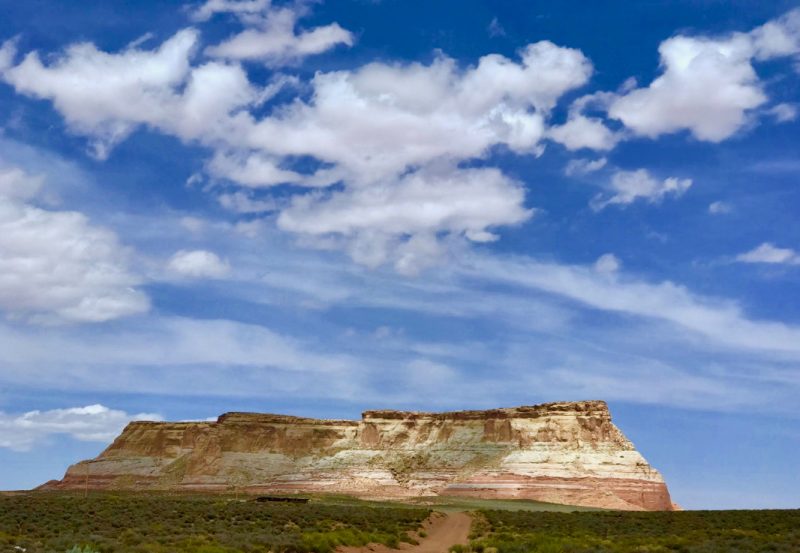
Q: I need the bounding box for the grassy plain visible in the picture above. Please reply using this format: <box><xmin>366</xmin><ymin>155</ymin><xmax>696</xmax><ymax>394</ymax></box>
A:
<box><xmin>0</xmin><ymin>491</ymin><xmax>429</xmax><ymax>553</ymax></box>
<box><xmin>2</xmin><ymin>492</ymin><xmax>799</xmax><ymax>553</ymax></box>
<box><xmin>464</xmin><ymin>508</ymin><xmax>800</xmax><ymax>553</ymax></box>
<box><xmin>312</xmin><ymin>493</ymin><xmax>597</xmax><ymax>513</ymax></box>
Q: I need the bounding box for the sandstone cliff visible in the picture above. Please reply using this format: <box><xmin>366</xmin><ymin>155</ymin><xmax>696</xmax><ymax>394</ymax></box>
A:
<box><xmin>42</xmin><ymin>401</ymin><xmax>674</xmax><ymax>511</ymax></box>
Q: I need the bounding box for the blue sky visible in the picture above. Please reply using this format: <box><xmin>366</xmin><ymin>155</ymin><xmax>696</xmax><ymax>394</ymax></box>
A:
<box><xmin>0</xmin><ymin>0</ymin><xmax>799</xmax><ymax>509</ymax></box>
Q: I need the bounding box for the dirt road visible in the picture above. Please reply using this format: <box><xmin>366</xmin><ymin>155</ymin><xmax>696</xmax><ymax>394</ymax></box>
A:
<box><xmin>338</xmin><ymin>512</ymin><xmax>472</xmax><ymax>553</ymax></box>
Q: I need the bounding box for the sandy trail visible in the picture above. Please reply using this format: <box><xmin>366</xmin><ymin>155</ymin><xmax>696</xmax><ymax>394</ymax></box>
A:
<box><xmin>339</xmin><ymin>512</ymin><xmax>472</xmax><ymax>553</ymax></box>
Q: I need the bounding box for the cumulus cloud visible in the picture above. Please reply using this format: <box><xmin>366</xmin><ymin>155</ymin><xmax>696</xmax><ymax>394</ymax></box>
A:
<box><xmin>168</xmin><ymin>249</ymin><xmax>232</xmax><ymax>278</ymax></box>
<box><xmin>0</xmin><ymin>30</ymin><xmax>259</xmax><ymax>159</ymax></box>
<box><xmin>591</xmin><ymin>169</ymin><xmax>692</xmax><ymax>211</ymax></box>
<box><xmin>564</xmin><ymin>157</ymin><xmax>607</xmax><ymax>176</ymax></box>
<box><xmin>0</xmin><ymin>166</ymin><xmax>149</xmax><ymax>323</ymax></box>
<box><xmin>1</xmin><ymin>30</ymin><xmax>199</xmax><ymax>158</ymax></box>
<box><xmin>1</xmin><ymin>32</ymin><xmax>592</xmax><ymax>271</ymax></box>
<box><xmin>548</xmin><ymin>114</ymin><xmax>619</xmax><ymax>151</ymax></box>
<box><xmin>0</xmin><ymin>404</ymin><xmax>161</xmax><ymax>452</ymax></box>
<box><xmin>608</xmin><ymin>8</ymin><xmax>800</xmax><ymax>141</ymax></box>
<box><xmin>243</xmin><ymin>41</ymin><xmax>591</xmax><ymax>184</ymax></box>
<box><xmin>278</xmin><ymin>166</ymin><xmax>532</xmax><ymax>273</ymax></box>
<box><xmin>195</xmin><ymin>0</ymin><xmax>354</xmax><ymax>65</ymax></box>
<box><xmin>736</xmin><ymin>243</ymin><xmax>800</xmax><ymax>265</ymax></box>
<box><xmin>10</xmin><ymin>24</ymin><xmax>730</xmax><ymax>274</ymax></box>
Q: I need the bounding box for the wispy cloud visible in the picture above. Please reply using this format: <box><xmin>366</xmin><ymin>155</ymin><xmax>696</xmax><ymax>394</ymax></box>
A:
<box><xmin>736</xmin><ymin>243</ymin><xmax>800</xmax><ymax>265</ymax></box>
<box><xmin>0</xmin><ymin>405</ymin><xmax>161</xmax><ymax>452</ymax></box>
<box><xmin>591</xmin><ymin>169</ymin><xmax>692</xmax><ymax>211</ymax></box>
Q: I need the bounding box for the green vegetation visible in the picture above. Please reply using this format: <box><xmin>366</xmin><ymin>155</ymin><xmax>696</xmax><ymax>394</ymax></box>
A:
<box><xmin>303</xmin><ymin>493</ymin><xmax>592</xmax><ymax>513</ymax></box>
<box><xmin>4</xmin><ymin>492</ymin><xmax>799</xmax><ymax>553</ymax></box>
<box><xmin>0</xmin><ymin>492</ymin><xmax>429</xmax><ymax>553</ymax></box>
<box><xmin>461</xmin><ymin>508</ymin><xmax>800</xmax><ymax>553</ymax></box>
<box><xmin>411</xmin><ymin>495</ymin><xmax>599</xmax><ymax>513</ymax></box>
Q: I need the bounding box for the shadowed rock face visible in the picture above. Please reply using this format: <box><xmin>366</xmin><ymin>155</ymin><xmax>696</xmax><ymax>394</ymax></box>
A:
<box><xmin>42</xmin><ymin>401</ymin><xmax>674</xmax><ymax>511</ymax></box>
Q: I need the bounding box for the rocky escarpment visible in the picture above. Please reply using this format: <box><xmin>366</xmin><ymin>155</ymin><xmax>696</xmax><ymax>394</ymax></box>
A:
<box><xmin>42</xmin><ymin>401</ymin><xmax>674</xmax><ymax>511</ymax></box>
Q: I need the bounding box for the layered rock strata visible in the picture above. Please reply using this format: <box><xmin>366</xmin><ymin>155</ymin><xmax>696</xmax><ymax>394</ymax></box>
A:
<box><xmin>42</xmin><ymin>401</ymin><xmax>674</xmax><ymax>511</ymax></box>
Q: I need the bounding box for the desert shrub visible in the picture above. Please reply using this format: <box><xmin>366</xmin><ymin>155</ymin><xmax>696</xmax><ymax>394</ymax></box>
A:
<box><xmin>467</xmin><ymin>509</ymin><xmax>800</xmax><ymax>553</ymax></box>
<box><xmin>66</xmin><ymin>547</ymin><xmax>100</xmax><ymax>553</ymax></box>
<box><xmin>0</xmin><ymin>492</ymin><xmax>429</xmax><ymax>553</ymax></box>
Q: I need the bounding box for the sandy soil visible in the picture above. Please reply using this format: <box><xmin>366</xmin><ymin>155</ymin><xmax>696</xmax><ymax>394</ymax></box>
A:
<box><xmin>338</xmin><ymin>512</ymin><xmax>472</xmax><ymax>553</ymax></box>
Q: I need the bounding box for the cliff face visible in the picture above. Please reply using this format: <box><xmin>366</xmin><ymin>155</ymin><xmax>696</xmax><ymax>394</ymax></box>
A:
<box><xmin>43</xmin><ymin>401</ymin><xmax>674</xmax><ymax>511</ymax></box>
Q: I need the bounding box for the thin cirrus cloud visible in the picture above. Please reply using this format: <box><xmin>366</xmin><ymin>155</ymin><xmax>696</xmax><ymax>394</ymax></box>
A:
<box><xmin>4</xmin><ymin>227</ymin><xmax>799</xmax><ymax>415</ymax></box>
<box><xmin>462</xmin><ymin>252</ymin><xmax>800</xmax><ymax>355</ymax></box>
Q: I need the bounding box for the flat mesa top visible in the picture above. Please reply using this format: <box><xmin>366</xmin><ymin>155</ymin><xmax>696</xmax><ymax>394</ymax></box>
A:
<box><xmin>126</xmin><ymin>400</ymin><xmax>610</xmax><ymax>427</ymax></box>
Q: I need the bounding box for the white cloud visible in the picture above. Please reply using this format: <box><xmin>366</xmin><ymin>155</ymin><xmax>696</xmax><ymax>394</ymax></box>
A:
<box><xmin>0</xmin><ymin>315</ymin><xmax>371</xmax><ymax>403</ymax></box>
<box><xmin>608</xmin><ymin>9</ymin><xmax>800</xmax><ymax>141</ymax></box>
<box><xmin>277</xmin><ymin>166</ymin><xmax>532</xmax><ymax>273</ymax></box>
<box><xmin>736</xmin><ymin>242</ymin><xmax>800</xmax><ymax>265</ymax></box>
<box><xmin>190</xmin><ymin>0</ymin><xmax>270</xmax><ymax>22</ymax></box>
<box><xmin>208</xmin><ymin>150</ymin><xmax>304</xmax><ymax>187</ymax></box>
<box><xmin>0</xmin><ymin>30</ymin><xmax>260</xmax><ymax>159</ymax></box>
<box><xmin>466</xmin><ymin>253</ymin><xmax>800</xmax><ymax>355</ymax></box>
<box><xmin>591</xmin><ymin>169</ymin><xmax>692</xmax><ymax>210</ymax></box>
<box><xmin>244</xmin><ymin>41</ymin><xmax>591</xmax><ymax>185</ymax></box>
<box><xmin>749</xmin><ymin>8</ymin><xmax>800</xmax><ymax>60</ymax></box>
<box><xmin>200</xmin><ymin>1</ymin><xmax>353</xmax><ymax>65</ymax></box>
<box><xmin>167</xmin><ymin>249</ymin><xmax>232</xmax><ymax>278</ymax></box>
<box><xmin>548</xmin><ymin>114</ymin><xmax>619</xmax><ymax>151</ymax></box>
<box><xmin>0</xmin><ymin>167</ymin><xmax>149</xmax><ymax>323</ymax></box>
<box><xmin>0</xmin><ymin>404</ymin><xmax>161</xmax><ymax>452</ymax></box>
<box><xmin>709</xmin><ymin>200</ymin><xmax>733</xmax><ymax>214</ymax></box>
<box><xmin>767</xmin><ymin>102</ymin><xmax>798</xmax><ymax>122</ymax></box>
<box><xmin>217</xmin><ymin>191</ymin><xmax>277</xmax><ymax>213</ymax></box>
<box><xmin>1</xmin><ymin>30</ymin><xmax>201</xmax><ymax>158</ymax></box>
<box><xmin>2</xmin><ymin>216</ymin><xmax>800</xmax><ymax>414</ymax></box>
<box><xmin>564</xmin><ymin>157</ymin><xmax>607</xmax><ymax>176</ymax></box>
<box><xmin>0</xmin><ymin>38</ymin><xmax>16</xmax><ymax>72</ymax></box>
<box><xmin>1</xmin><ymin>33</ymin><xmax>592</xmax><ymax>271</ymax></box>
<box><xmin>594</xmin><ymin>253</ymin><xmax>621</xmax><ymax>274</ymax></box>
<box><xmin>0</xmin><ymin>166</ymin><xmax>44</xmax><ymax>201</ymax></box>
<box><xmin>242</xmin><ymin>41</ymin><xmax>588</xmax><ymax>267</ymax></box>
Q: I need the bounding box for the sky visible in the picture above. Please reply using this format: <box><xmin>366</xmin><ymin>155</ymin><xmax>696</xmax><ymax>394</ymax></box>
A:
<box><xmin>0</xmin><ymin>0</ymin><xmax>798</xmax><ymax>509</ymax></box>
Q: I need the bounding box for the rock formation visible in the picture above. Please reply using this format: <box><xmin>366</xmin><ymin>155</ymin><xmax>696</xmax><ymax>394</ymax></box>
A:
<box><xmin>42</xmin><ymin>401</ymin><xmax>674</xmax><ymax>511</ymax></box>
